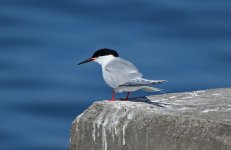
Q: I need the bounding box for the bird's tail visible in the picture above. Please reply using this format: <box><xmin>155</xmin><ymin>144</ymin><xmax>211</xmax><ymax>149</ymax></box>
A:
<box><xmin>140</xmin><ymin>86</ymin><xmax>165</xmax><ymax>93</ymax></box>
<box><xmin>150</xmin><ymin>80</ymin><xmax>167</xmax><ymax>85</ymax></box>
<box><xmin>123</xmin><ymin>78</ymin><xmax>167</xmax><ymax>86</ymax></box>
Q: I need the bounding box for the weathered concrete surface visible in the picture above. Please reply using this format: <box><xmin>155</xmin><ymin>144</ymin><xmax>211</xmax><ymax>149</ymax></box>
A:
<box><xmin>70</xmin><ymin>88</ymin><xmax>231</xmax><ymax>150</ymax></box>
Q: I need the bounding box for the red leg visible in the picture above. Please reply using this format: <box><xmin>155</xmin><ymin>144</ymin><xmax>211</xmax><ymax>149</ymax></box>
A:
<box><xmin>109</xmin><ymin>90</ymin><xmax>116</xmax><ymax>101</ymax></box>
<box><xmin>119</xmin><ymin>92</ymin><xmax>131</xmax><ymax>101</ymax></box>
<box><xmin>125</xmin><ymin>92</ymin><xmax>130</xmax><ymax>100</ymax></box>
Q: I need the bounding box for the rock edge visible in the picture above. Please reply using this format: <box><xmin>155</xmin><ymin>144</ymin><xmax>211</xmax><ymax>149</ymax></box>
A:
<box><xmin>70</xmin><ymin>88</ymin><xmax>231</xmax><ymax>150</ymax></box>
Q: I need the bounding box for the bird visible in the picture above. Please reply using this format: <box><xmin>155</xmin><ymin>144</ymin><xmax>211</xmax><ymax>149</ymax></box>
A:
<box><xmin>77</xmin><ymin>48</ymin><xmax>166</xmax><ymax>101</ymax></box>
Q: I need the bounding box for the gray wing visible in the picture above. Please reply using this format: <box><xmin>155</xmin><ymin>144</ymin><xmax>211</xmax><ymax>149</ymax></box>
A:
<box><xmin>104</xmin><ymin>58</ymin><xmax>143</xmax><ymax>87</ymax></box>
<box><xmin>122</xmin><ymin>78</ymin><xmax>167</xmax><ymax>86</ymax></box>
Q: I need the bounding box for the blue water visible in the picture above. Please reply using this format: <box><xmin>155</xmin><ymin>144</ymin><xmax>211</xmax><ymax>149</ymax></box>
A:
<box><xmin>1</xmin><ymin>0</ymin><xmax>231</xmax><ymax>149</ymax></box>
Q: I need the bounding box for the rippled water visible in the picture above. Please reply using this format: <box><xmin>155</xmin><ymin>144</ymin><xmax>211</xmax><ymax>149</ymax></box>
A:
<box><xmin>0</xmin><ymin>0</ymin><xmax>231</xmax><ymax>149</ymax></box>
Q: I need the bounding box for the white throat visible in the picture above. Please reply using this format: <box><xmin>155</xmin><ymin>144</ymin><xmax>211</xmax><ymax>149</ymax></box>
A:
<box><xmin>94</xmin><ymin>55</ymin><xmax>115</xmax><ymax>67</ymax></box>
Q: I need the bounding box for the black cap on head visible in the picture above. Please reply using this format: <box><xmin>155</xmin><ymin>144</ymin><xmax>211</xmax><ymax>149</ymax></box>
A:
<box><xmin>92</xmin><ymin>48</ymin><xmax>119</xmax><ymax>58</ymax></box>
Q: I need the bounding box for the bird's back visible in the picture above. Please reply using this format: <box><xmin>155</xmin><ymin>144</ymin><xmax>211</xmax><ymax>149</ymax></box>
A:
<box><xmin>102</xmin><ymin>57</ymin><xmax>142</xmax><ymax>88</ymax></box>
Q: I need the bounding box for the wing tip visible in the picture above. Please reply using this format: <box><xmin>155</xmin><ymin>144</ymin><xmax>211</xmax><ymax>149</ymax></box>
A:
<box><xmin>152</xmin><ymin>80</ymin><xmax>167</xmax><ymax>84</ymax></box>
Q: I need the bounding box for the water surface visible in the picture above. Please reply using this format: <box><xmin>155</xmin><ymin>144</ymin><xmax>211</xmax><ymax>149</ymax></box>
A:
<box><xmin>0</xmin><ymin>0</ymin><xmax>231</xmax><ymax>149</ymax></box>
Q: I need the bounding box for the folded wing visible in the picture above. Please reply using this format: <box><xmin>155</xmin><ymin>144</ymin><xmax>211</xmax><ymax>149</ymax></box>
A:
<box><xmin>123</xmin><ymin>78</ymin><xmax>166</xmax><ymax>86</ymax></box>
<box><xmin>104</xmin><ymin>58</ymin><xmax>143</xmax><ymax>87</ymax></box>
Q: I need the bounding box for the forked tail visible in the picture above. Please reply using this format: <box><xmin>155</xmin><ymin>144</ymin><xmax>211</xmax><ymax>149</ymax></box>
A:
<box><xmin>140</xmin><ymin>86</ymin><xmax>165</xmax><ymax>93</ymax></box>
<box><xmin>150</xmin><ymin>80</ymin><xmax>167</xmax><ymax>85</ymax></box>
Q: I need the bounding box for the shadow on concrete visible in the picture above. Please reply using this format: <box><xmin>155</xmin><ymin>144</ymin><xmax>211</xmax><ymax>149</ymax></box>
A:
<box><xmin>119</xmin><ymin>96</ymin><xmax>170</xmax><ymax>108</ymax></box>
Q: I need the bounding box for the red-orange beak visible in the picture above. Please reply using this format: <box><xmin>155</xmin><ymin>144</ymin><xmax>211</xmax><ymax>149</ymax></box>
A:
<box><xmin>77</xmin><ymin>58</ymin><xmax>95</xmax><ymax>65</ymax></box>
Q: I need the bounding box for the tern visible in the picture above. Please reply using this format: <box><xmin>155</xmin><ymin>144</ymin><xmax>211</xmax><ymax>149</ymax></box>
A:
<box><xmin>78</xmin><ymin>48</ymin><xmax>166</xmax><ymax>101</ymax></box>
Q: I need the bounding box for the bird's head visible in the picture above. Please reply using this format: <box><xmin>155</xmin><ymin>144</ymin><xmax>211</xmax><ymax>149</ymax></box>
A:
<box><xmin>78</xmin><ymin>48</ymin><xmax>119</xmax><ymax>66</ymax></box>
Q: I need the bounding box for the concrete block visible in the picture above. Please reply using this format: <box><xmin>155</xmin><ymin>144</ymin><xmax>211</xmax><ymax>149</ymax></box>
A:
<box><xmin>70</xmin><ymin>88</ymin><xmax>231</xmax><ymax>150</ymax></box>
